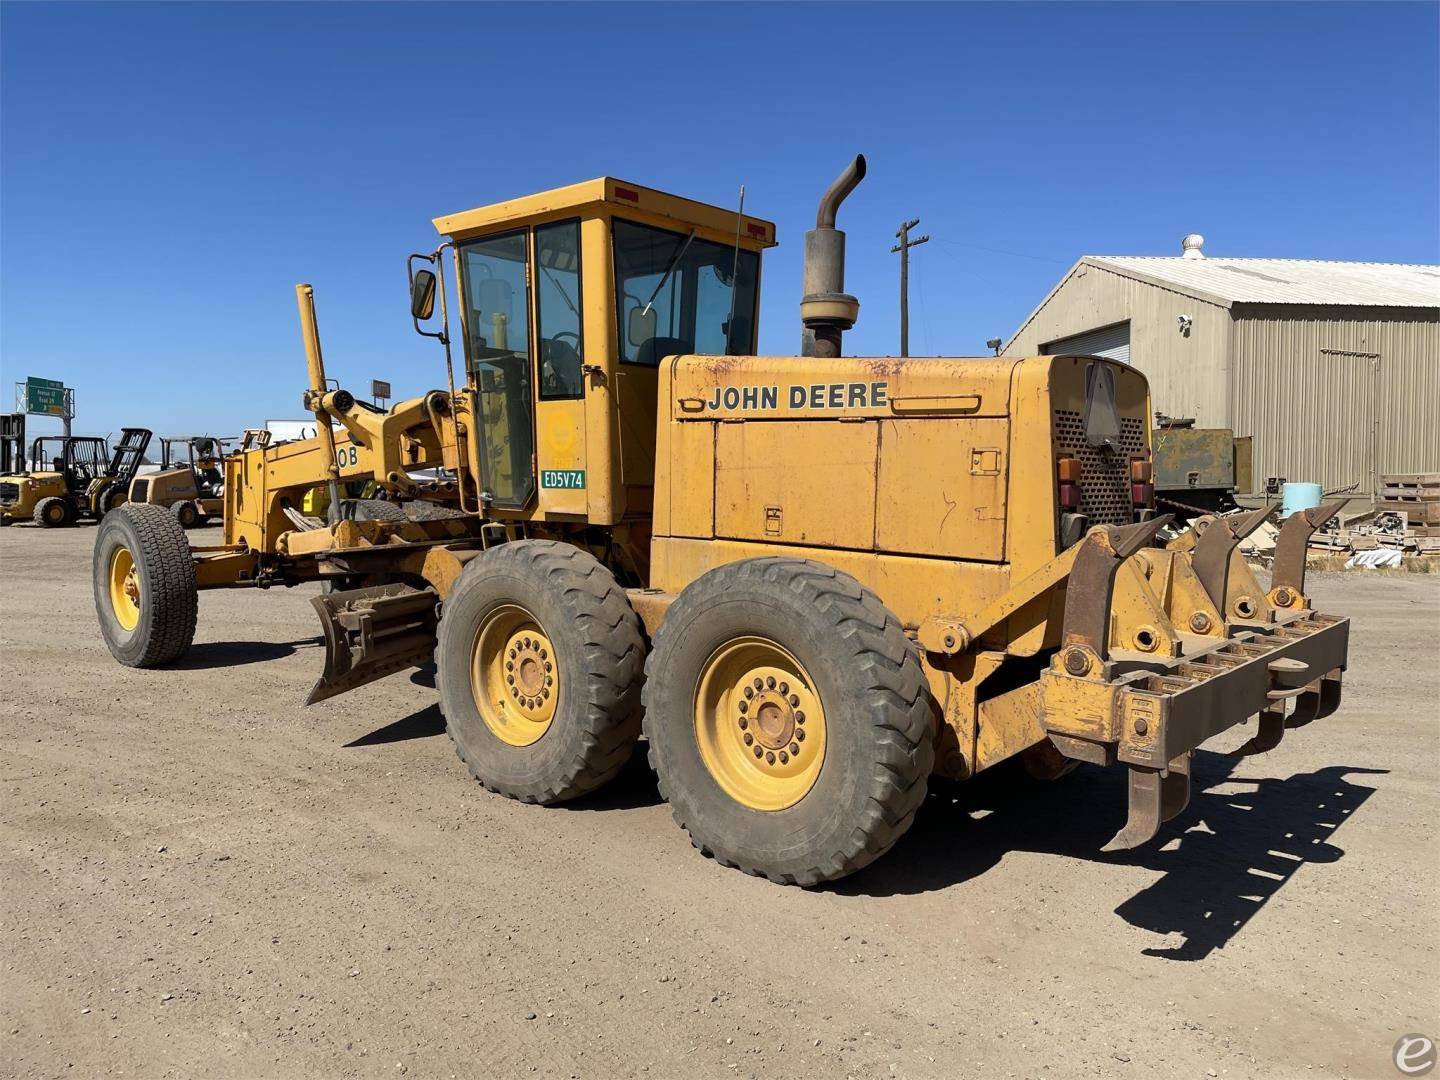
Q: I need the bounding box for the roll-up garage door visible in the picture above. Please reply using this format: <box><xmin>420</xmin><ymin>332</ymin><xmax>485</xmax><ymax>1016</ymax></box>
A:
<box><xmin>1044</xmin><ymin>322</ymin><xmax>1131</xmax><ymax>365</ymax></box>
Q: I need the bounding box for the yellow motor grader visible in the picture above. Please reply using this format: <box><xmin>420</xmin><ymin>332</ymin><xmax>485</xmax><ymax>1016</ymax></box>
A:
<box><xmin>92</xmin><ymin>159</ymin><xmax>1349</xmax><ymax>884</ymax></box>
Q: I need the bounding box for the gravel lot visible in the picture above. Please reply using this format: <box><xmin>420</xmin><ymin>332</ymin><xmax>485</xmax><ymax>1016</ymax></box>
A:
<box><xmin>2</xmin><ymin>523</ymin><xmax>1436</xmax><ymax>1079</ymax></box>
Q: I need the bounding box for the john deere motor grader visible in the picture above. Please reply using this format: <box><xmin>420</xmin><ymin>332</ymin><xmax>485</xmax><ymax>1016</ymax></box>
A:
<box><xmin>92</xmin><ymin>159</ymin><xmax>1350</xmax><ymax>885</ymax></box>
<box><xmin>2</xmin><ymin>428</ymin><xmax>151</xmax><ymax>527</ymax></box>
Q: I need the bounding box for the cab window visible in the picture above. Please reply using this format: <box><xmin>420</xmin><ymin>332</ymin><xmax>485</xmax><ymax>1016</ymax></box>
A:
<box><xmin>535</xmin><ymin>219</ymin><xmax>584</xmax><ymax>400</ymax></box>
<box><xmin>460</xmin><ymin>230</ymin><xmax>535</xmax><ymax>508</ymax></box>
<box><xmin>613</xmin><ymin>219</ymin><xmax>758</xmax><ymax>366</ymax></box>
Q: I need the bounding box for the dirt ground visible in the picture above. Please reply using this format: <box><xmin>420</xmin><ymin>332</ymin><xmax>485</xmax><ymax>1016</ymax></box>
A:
<box><xmin>2</xmin><ymin>523</ymin><xmax>1436</xmax><ymax>1080</ymax></box>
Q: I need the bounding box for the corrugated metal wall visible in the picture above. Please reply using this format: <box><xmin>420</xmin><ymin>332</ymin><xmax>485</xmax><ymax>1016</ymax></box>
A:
<box><xmin>1230</xmin><ymin>306</ymin><xmax>1440</xmax><ymax>495</ymax></box>
<box><xmin>1005</xmin><ymin>264</ymin><xmax>1232</xmax><ymax>425</ymax></box>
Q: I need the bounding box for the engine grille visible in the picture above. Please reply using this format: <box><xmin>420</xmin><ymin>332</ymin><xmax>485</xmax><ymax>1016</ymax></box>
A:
<box><xmin>1054</xmin><ymin>410</ymin><xmax>1147</xmax><ymax>525</ymax></box>
<box><xmin>0</xmin><ymin>482</ymin><xmax>18</xmax><ymax>505</ymax></box>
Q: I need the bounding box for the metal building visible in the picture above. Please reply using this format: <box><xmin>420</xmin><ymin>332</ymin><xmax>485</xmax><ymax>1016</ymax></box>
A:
<box><xmin>1004</xmin><ymin>238</ymin><xmax>1439</xmax><ymax>498</ymax></box>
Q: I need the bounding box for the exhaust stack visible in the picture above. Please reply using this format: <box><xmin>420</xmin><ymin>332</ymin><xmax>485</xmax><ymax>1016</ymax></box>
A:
<box><xmin>801</xmin><ymin>155</ymin><xmax>866</xmax><ymax>358</ymax></box>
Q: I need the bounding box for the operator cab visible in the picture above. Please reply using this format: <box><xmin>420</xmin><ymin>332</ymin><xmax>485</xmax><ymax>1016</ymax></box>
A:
<box><xmin>413</xmin><ymin>179</ymin><xmax>775</xmax><ymax>525</ymax></box>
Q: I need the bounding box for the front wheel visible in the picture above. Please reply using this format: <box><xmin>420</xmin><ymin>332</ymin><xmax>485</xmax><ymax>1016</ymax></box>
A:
<box><xmin>437</xmin><ymin>540</ymin><xmax>645</xmax><ymax>804</ymax></box>
<box><xmin>172</xmin><ymin>500</ymin><xmax>200</xmax><ymax>529</ymax></box>
<box><xmin>93</xmin><ymin>504</ymin><xmax>198</xmax><ymax>666</ymax></box>
<box><xmin>643</xmin><ymin>558</ymin><xmax>936</xmax><ymax>886</ymax></box>
<box><xmin>34</xmin><ymin>497</ymin><xmax>73</xmax><ymax>528</ymax></box>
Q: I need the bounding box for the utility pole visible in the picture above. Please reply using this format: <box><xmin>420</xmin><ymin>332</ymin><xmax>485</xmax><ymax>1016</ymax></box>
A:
<box><xmin>891</xmin><ymin>218</ymin><xmax>929</xmax><ymax>357</ymax></box>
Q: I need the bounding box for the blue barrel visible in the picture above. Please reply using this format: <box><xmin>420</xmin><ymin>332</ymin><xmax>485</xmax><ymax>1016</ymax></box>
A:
<box><xmin>1281</xmin><ymin>482</ymin><xmax>1323</xmax><ymax>518</ymax></box>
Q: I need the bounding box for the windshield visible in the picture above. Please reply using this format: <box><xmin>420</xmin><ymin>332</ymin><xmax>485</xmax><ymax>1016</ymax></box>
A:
<box><xmin>613</xmin><ymin>219</ymin><xmax>758</xmax><ymax>365</ymax></box>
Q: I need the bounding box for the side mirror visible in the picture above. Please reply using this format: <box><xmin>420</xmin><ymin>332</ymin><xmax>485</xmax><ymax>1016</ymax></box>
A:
<box><xmin>410</xmin><ymin>269</ymin><xmax>437</xmax><ymax>321</ymax></box>
<box><xmin>628</xmin><ymin>305</ymin><xmax>657</xmax><ymax>347</ymax></box>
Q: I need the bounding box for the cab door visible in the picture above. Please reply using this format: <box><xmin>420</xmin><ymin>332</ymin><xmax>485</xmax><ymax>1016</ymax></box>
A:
<box><xmin>460</xmin><ymin>229</ymin><xmax>538</xmax><ymax>510</ymax></box>
<box><xmin>532</xmin><ymin>219</ymin><xmax>587</xmax><ymax>516</ymax></box>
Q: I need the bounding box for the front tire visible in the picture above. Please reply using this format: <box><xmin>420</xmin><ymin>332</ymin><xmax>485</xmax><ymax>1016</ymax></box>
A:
<box><xmin>643</xmin><ymin>558</ymin><xmax>935</xmax><ymax>886</ymax></box>
<box><xmin>437</xmin><ymin>540</ymin><xmax>645</xmax><ymax>804</ymax></box>
<box><xmin>93</xmin><ymin>504</ymin><xmax>197</xmax><ymax>666</ymax></box>
<box><xmin>34</xmin><ymin>497</ymin><xmax>73</xmax><ymax>528</ymax></box>
<box><xmin>172</xmin><ymin>500</ymin><xmax>200</xmax><ymax>529</ymax></box>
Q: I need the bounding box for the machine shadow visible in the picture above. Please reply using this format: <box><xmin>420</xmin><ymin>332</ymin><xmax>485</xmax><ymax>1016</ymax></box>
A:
<box><xmin>837</xmin><ymin>750</ymin><xmax>1385</xmax><ymax>960</ymax></box>
<box><xmin>344</xmin><ymin>702</ymin><xmax>447</xmax><ymax>747</ymax></box>
<box><xmin>176</xmin><ymin>636</ymin><xmax>319</xmax><ymax>669</ymax></box>
<box><xmin>561</xmin><ymin>742</ymin><xmax>663</xmax><ymax>812</ymax></box>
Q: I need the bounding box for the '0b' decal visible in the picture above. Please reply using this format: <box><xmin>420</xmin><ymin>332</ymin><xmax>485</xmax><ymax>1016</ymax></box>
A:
<box><xmin>336</xmin><ymin>446</ymin><xmax>359</xmax><ymax>468</ymax></box>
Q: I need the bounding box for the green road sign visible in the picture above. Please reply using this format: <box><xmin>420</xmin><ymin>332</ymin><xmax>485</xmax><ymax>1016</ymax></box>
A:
<box><xmin>25</xmin><ymin>377</ymin><xmax>67</xmax><ymax>416</ymax></box>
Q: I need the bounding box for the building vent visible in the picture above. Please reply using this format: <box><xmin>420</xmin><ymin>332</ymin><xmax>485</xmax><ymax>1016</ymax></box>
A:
<box><xmin>1181</xmin><ymin>234</ymin><xmax>1206</xmax><ymax>260</ymax></box>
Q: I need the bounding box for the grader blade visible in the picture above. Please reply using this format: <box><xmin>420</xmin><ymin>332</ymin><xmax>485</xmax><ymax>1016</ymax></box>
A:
<box><xmin>307</xmin><ymin>583</ymin><xmax>439</xmax><ymax>705</ymax></box>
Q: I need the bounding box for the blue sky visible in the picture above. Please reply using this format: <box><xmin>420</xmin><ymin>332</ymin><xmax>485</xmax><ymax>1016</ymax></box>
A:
<box><xmin>2</xmin><ymin>1</ymin><xmax>1436</xmax><ymax>440</ymax></box>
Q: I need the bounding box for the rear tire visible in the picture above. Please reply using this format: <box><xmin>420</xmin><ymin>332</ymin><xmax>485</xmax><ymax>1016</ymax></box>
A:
<box><xmin>172</xmin><ymin>500</ymin><xmax>200</xmax><ymax>529</ymax></box>
<box><xmin>100</xmin><ymin>486</ymin><xmax>126</xmax><ymax>517</ymax></box>
<box><xmin>437</xmin><ymin>540</ymin><xmax>645</xmax><ymax>804</ymax></box>
<box><xmin>93</xmin><ymin>504</ymin><xmax>197</xmax><ymax>666</ymax></box>
<box><xmin>348</xmin><ymin>498</ymin><xmax>406</xmax><ymax>523</ymax></box>
<box><xmin>34</xmin><ymin>497</ymin><xmax>73</xmax><ymax>528</ymax></box>
<box><xmin>643</xmin><ymin>558</ymin><xmax>935</xmax><ymax>886</ymax></box>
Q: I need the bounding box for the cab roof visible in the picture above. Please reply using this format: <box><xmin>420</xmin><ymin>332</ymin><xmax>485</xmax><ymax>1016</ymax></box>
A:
<box><xmin>433</xmin><ymin>177</ymin><xmax>778</xmax><ymax>249</ymax></box>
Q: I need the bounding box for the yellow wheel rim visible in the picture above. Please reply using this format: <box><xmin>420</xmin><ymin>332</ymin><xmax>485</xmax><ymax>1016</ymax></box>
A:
<box><xmin>108</xmin><ymin>546</ymin><xmax>141</xmax><ymax>632</ymax></box>
<box><xmin>694</xmin><ymin>636</ymin><xmax>827</xmax><ymax>811</ymax></box>
<box><xmin>470</xmin><ymin>604</ymin><xmax>558</xmax><ymax>747</ymax></box>
<box><xmin>46</xmin><ymin>503</ymin><xmax>64</xmax><ymax>524</ymax></box>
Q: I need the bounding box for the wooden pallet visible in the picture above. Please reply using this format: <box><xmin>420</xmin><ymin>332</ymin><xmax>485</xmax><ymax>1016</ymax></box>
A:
<box><xmin>1381</xmin><ymin>473</ymin><xmax>1440</xmax><ymax>502</ymax></box>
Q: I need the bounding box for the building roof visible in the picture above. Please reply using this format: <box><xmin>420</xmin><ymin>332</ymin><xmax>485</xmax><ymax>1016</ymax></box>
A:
<box><xmin>1085</xmin><ymin>256</ymin><xmax>1440</xmax><ymax>308</ymax></box>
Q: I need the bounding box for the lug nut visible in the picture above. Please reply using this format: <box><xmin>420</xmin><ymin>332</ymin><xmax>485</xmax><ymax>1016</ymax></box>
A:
<box><xmin>506</xmin><ymin>674</ymin><xmax>514</xmax><ymax>685</ymax></box>
<box><xmin>545</xmin><ymin>675</ymin><xmax>553</xmax><ymax>687</ymax></box>
<box><xmin>739</xmin><ymin>717</ymin><xmax>748</xmax><ymax>730</ymax></box>
<box><xmin>766</xmin><ymin>676</ymin><xmax>776</xmax><ymax>689</ymax></box>
<box><xmin>738</xmin><ymin>699</ymin><xmax>748</xmax><ymax>713</ymax></box>
<box><xmin>779</xmin><ymin>751</ymin><xmax>789</xmax><ymax>764</ymax></box>
<box><xmin>509</xmin><ymin>648</ymin><xmax>517</xmax><ymax>659</ymax></box>
<box><xmin>753</xmin><ymin>678</ymin><xmax>763</xmax><ymax>690</ymax></box>
<box><xmin>765</xmin><ymin>752</ymin><xmax>776</xmax><ymax>765</ymax></box>
<box><xmin>544</xmin><ymin>661</ymin><xmax>552</xmax><ymax>672</ymax></box>
<box><xmin>744</xmin><ymin>686</ymin><xmax>755</xmax><ymax>699</ymax></box>
<box><xmin>506</xmin><ymin>660</ymin><xmax>514</xmax><ymax>671</ymax></box>
<box><xmin>796</xmin><ymin>729</ymin><xmax>805</xmax><ymax>742</ymax></box>
<box><xmin>789</xmin><ymin>742</ymin><xmax>799</xmax><ymax>755</ymax></box>
<box><xmin>753</xmin><ymin>746</ymin><xmax>763</xmax><ymax>758</ymax></box>
<box><xmin>794</xmin><ymin>711</ymin><xmax>805</xmax><ymax>724</ymax></box>
<box><xmin>744</xmin><ymin>733</ymin><xmax>754</xmax><ymax>746</ymax></box>
<box><xmin>539</xmin><ymin>649</ymin><xmax>547</xmax><ymax>659</ymax></box>
<box><xmin>778</xmin><ymin>682</ymin><xmax>789</xmax><ymax>695</ymax></box>
<box><xmin>542</xmin><ymin>688</ymin><xmax>549</xmax><ymax>699</ymax></box>
<box><xmin>788</xmin><ymin>694</ymin><xmax>799</xmax><ymax>708</ymax></box>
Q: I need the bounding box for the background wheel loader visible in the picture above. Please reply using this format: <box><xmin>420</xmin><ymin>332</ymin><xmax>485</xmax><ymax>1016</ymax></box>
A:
<box><xmin>92</xmin><ymin>161</ymin><xmax>1350</xmax><ymax>886</ymax></box>
<box><xmin>3</xmin><ymin>428</ymin><xmax>151</xmax><ymax>527</ymax></box>
<box><xmin>127</xmin><ymin>435</ymin><xmax>233</xmax><ymax>527</ymax></box>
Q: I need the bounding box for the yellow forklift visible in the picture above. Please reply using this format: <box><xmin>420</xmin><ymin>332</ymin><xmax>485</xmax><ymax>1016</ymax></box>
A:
<box><xmin>1</xmin><ymin>428</ymin><xmax>151</xmax><ymax>526</ymax></box>
<box><xmin>128</xmin><ymin>435</ymin><xmax>233</xmax><ymax>527</ymax></box>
